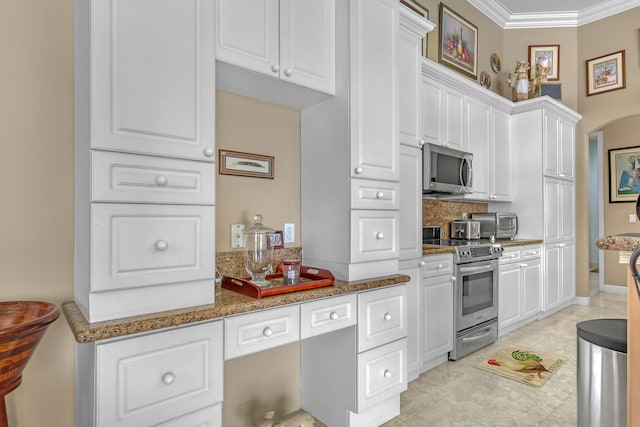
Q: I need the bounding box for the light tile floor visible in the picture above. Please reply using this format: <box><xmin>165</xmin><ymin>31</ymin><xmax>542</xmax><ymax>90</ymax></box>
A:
<box><xmin>382</xmin><ymin>273</ymin><xmax>627</xmax><ymax>427</ymax></box>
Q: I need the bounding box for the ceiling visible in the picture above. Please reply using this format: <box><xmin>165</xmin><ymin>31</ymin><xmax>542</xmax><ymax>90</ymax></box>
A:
<box><xmin>468</xmin><ymin>0</ymin><xmax>640</xmax><ymax>28</ymax></box>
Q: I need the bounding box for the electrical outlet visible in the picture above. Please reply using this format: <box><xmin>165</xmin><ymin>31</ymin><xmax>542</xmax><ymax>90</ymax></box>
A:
<box><xmin>231</xmin><ymin>224</ymin><xmax>245</xmax><ymax>248</ymax></box>
<box><xmin>630</xmin><ymin>214</ymin><xmax>637</xmax><ymax>223</ymax></box>
<box><xmin>284</xmin><ymin>223</ymin><xmax>295</xmax><ymax>243</ymax></box>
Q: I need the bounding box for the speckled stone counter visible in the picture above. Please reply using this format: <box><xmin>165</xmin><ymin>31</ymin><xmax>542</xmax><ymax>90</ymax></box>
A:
<box><xmin>595</xmin><ymin>234</ymin><xmax>640</xmax><ymax>251</ymax></box>
<box><xmin>422</xmin><ymin>238</ymin><xmax>542</xmax><ymax>256</ymax></box>
<box><xmin>63</xmin><ymin>274</ymin><xmax>410</xmax><ymax>343</ymax></box>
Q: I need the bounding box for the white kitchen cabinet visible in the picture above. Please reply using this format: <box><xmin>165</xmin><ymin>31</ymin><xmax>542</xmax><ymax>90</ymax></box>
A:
<box><xmin>399</xmin><ymin>260</ymin><xmax>421</xmax><ymax>381</ymax></box>
<box><xmin>83</xmin><ymin>0</ymin><xmax>215</xmax><ymax>161</ymax></box>
<box><xmin>421</xmin><ymin>79</ymin><xmax>465</xmax><ymax>150</ymax></box>
<box><xmin>398</xmin><ymin>4</ymin><xmax>434</xmax><ymax>148</ymax></box>
<box><xmin>543</xmin><ymin>111</ymin><xmax>575</xmax><ymax>181</ymax></box>
<box><xmin>300</xmin><ymin>294</ymin><xmax>357</xmax><ymax>339</ymax></box>
<box><xmin>498</xmin><ymin>246</ymin><xmax>542</xmax><ymax>335</ymax></box>
<box><xmin>543</xmin><ymin>177</ymin><xmax>575</xmax><ymax>242</ymax></box>
<box><xmin>464</xmin><ymin>97</ymin><xmax>490</xmax><ymax>199</ymax></box>
<box><xmin>76</xmin><ymin>321</ymin><xmax>223</xmax><ymax>427</ymax></box>
<box><xmin>491</xmin><ymin>108</ymin><xmax>513</xmax><ymax>201</ymax></box>
<box><xmin>215</xmin><ymin>0</ymin><xmax>335</xmax><ymax>96</ymax></box>
<box><xmin>543</xmin><ymin>241</ymin><xmax>575</xmax><ymax>313</ymax></box>
<box><xmin>421</xmin><ymin>271</ymin><xmax>454</xmax><ymax>367</ymax></box>
<box><xmin>74</xmin><ymin>0</ymin><xmax>217</xmax><ymax>323</ymax></box>
<box><xmin>301</xmin><ymin>0</ymin><xmax>405</xmax><ymax>281</ymax></box>
<box><xmin>301</xmin><ymin>285</ymin><xmax>407</xmax><ymax>427</ymax></box>
<box><xmin>399</xmin><ymin>145</ymin><xmax>422</xmax><ymax>261</ymax></box>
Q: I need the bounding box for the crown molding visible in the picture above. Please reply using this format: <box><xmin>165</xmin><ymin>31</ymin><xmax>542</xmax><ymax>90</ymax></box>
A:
<box><xmin>467</xmin><ymin>0</ymin><xmax>640</xmax><ymax>28</ymax></box>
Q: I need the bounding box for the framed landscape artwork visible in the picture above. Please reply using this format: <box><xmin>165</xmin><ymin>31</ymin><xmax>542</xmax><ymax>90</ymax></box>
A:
<box><xmin>218</xmin><ymin>149</ymin><xmax>274</xmax><ymax>179</ymax></box>
<box><xmin>438</xmin><ymin>3</ymin><xmax>478</xmax><ymax>79</ymax></box>
<box><xmin>609</xmin><ymin>145</ymin><xmax>640</xmax><ymax>203</ymax></box>
<box><xmin>586</xmin><ymin>50</ymin><xmax>626</xmax><ymax>96</ymax></box>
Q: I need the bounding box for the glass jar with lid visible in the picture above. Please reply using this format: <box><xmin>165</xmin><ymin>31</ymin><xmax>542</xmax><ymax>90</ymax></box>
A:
<box><xmin>243</xmin><ymin>214</ymin><xmax>275</xmax><ymax>287</ymax></box>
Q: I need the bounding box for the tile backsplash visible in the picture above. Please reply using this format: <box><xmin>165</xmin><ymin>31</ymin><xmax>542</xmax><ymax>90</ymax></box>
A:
<box><xmin>423</xmin><ymin>200</ymin><xmax>488</xmax><ymax>239</ymax></box>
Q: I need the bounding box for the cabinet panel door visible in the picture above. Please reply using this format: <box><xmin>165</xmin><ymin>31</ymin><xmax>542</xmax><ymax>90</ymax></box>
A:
<box><xmin>422</xmin><ymin>275</ymin><xmax>453</xmax><ymax>362</ymax></box>
<box><xmin>399</xmin><ymin>146</ymin><xmax>422</xmax><ymax>261</ymax></box>
<box><xmin>350</xmin><ymin>210</ymin><xmax>399</xmax><ymax>263</ymax></box>
<box><xmin>543</xmin><ymin>112</ymin><xmax>559</xmax><ymax>177</ymax></box>
<box><xmin>543</xmin><ymin>178</ymin><xmax>560</xmax><ymax>242</ymax></box>
<box><xmin>399</xmin><ymin>262</ymin><xmax>421</xmax><ymax>378</ymax></box>
<box><xmin>398</xmin><ymin>14</ymin><xmax>424</xmax><ymax>148</ymax></box>
<box><xmin>444</xmin><ymin>89</ymin><xmax>465</xmax><ymax>150</ymax></box>
<box><xmin>92</xmin><ymin>0</ymin><xmax>215</xmax><ymax>161</ymax></box>
<box><xmin>560</xmin><ymin>242</ymin><xmax>575</xmax><ymax>303</ymax></box>
<box><xmin>560</xmin><ymin>181</ymin><xmax>575</xmax><ymax>240</ymax></box>
<box><xmin>358</xmin><ymin>285</ymin><xmax>407</xmax><ymax>353</ymax></box>
<box><xmin>356</xmin><ymin>338</ymin><xmax>407</xmax><ymax>412</ymax></box>
<box><xmin>543</xmin><ymin>244</ymin><xmax>561</xmax><ymax>311</ymax></box>
<box><xmin>349</xmin><ymin>0</ymin><xmax>398</xmax><ymax>181</ymax></box>
<box><xmin>491</xmin><ymin>109</ymin><xmax>512</xmax><ymax>200</ymax></box>
<box><xmin>280</xmin><ymin>0</ymin><xmax>335</xmax><ymax>94</ymax></box>
<box><xmin>522</xmin><ymin>258</ymin><xmax>542</xmax><ymax>318</ymax></box>
<box><xmin>559</xmin><ymin>119</ymin><xmax>575</xmax><ymax>180</ymax></box>
<box><xmin>498</xmin><ymin>263</ymin><xmax>522</xmax><ymax>330</ymax></box>
<box><xmin>465</xmin><ymin>97</ymin><xmax>490</xmax><ymax>199</ymax></box>
<box><xmin>421</xmin><ymin>79</ymin><xmax>442</xmax><ymax>145</ymax></box>
<box><xmin>215</xmin><ymin>0</ymin><xmax>279</xmax><ymax>76</ymax></box>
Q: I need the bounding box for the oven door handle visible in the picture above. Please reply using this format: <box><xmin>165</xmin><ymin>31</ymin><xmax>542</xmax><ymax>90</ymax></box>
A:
<box><xmin>461</xmin><ymin>328</ymin><xmax>493</xmax><ymax>343</ymax></box>
<box><xmin>458</xmin><ymin>264</ymin><xmax>494</xmax><ymax>274</ymax></box>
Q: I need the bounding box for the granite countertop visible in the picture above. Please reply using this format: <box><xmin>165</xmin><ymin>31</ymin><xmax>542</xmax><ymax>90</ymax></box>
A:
<box><xmin>595</xmin><ymin>233</ymin><xmax>640</xmax><ymax>251</ymax></box>
<box><xmin>422</xmin><ymin>238</ymin><xmax>543</xmax><ymax>256</ymax></box>
<box><xmin>63</xmin><ymin>274</ymin><xmax>410</xmax><ymax>343</ymax></box>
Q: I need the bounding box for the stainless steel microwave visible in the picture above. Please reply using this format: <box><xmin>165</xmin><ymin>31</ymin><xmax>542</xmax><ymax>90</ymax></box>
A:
<box><xmin>422</xmin><ymin>143</ymin><xmax>473</xmax><ymax>196</ymax></box>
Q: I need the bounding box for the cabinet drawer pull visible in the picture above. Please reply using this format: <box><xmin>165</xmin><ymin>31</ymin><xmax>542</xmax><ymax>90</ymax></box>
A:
<box><xmin>418</xmin><ymin>260</ymin><xmax>426</xmax><ymax>267</ymax></box>
<box><xmin>376</xmin><ymin>232</ymin><xmax>384</xmax><ymax>240</ymax></box>
<box><xmin>155</xmin><ymin>175</ymin><xmax>168</xmax><ymax>186</ymax></box>
<box><xmin>375</xmin><ymin>191</ymin><xmax>384</xmax><ymax>199</ymax></box>
<box><xmin>271</xmin><ymin>64</ymin><xmax>280</xmax><ymax>73</ymax></box>
<box><xmin>161</xmin><ymin>372</ymin><xmax>175</xmax><ymax>385</ymax></box>
<box><xmin>383</xmin><ymin>369</ymin><xmax>392</xmax><ymax>378</ymax></box>
<box><xmin>437</xmin><ymin>263</ymin><xmax>444</xmax><ymax>269</ymax></box>
<box><xmin>155</xmin><ymin>240</ymin><xmax>169</xmax><ymax>251</ymax></box>
<box><xmin>329</xmin><ymin>311</ymin><xmax>339</xmax><ymax>320</ymax></box>
<box><xmin>354</xmin><ymin>167</ymin><xmax>363</xmax><ymax>175</ymax></box>
<box><xmin>419</xmin><ymin>139</ymin><xmax>426</xmax><ymax>146</ymax></box>
<box><xmin>520</xmin><ymin>263</ymin><xmax>528</xmax><ymax>268</ymax></box>
<box><xmin>383</xmin><ymin>313</ymin><xmax>392</xmax><ymax>321</ymax></box>
<box><xmin>203</xmin><ymin>147</ymin><xmax>214</xmax><ymax>157</ymax></box>
<box><xmin>450</xmin><ymin>276</ymin><xmax>456</xmax><ymax>282</ymax></box>
<box><xmin>284</xmin><ymin>68</ymin><xmax>293</xmax><ymax>77</ymax></box>
<box><xmin>262</xmin><ymin>327</ymin><xmax>273</xmax><ymax>337</ymax></box>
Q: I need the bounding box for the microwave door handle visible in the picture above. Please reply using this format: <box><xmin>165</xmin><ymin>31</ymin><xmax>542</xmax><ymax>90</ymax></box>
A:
<box><xmin>460</xmin><ymin>157</ymin><xmax>472</xmax><ymax>191</ymax></box>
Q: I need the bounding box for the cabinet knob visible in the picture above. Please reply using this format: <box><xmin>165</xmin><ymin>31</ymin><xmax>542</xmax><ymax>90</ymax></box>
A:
<box><xmin>354</xmin><ymin>167</ymin><xmax>363</xmax><ymax>175</ymax></box>
<box><xmin>437</xmin><ymin>263</ymin><xmax>444</xmax><ymax>269</ymax></box>
<box><xmin>383</xmin><ymin>369</ymin><xmax>392</xmax><ymax>378</ymax></box>
<box><xmin>450</xmin><ymin>276</ymin><xmax>456</xmax><ymax>282</ymax></box>
<box><xmin>284</xmin><ymin>68</ymin><xmax>293</xmax><ymax>77</ymax></box>
<box><xmin>558</xmin><ymin>173</ymin><xmax>565</xmax><ymax>178</ymax></box>
<box><xmin>271</xmin><ymin>64</ymin><xmax>280</xmax><ymax>73</ymax></box>
<box><xmin>155</xmin><ymin>240</ymin><xmax>169</xmax><ymax>251</ymax></box>
<box><xmin>520</xmin><ymin>263</ymin><xmax>528</xmax><ymax>268</ymax></box>
<box><xmin>383</xmin><ymin>313</ymin><xmax>392</xmax><ymax>321</ymax></box>
<box><xmin>376</xmin><ymin>191</ymin><xmax>384</xmax><ymax>199</ymax></box>
<box><xmin>329</xmin><ymin>311</ymin><xmax>339</xmax><ymax>320</ymax></box>
<box><xmin>376</xmin><ymin>232</ymin><xmax>384</xmax><ymax>240</ymax></box>
<box><xmin>419</xmin><ymin>139</ymin><xmax>426</xmax><ymax>146</ymax></box>
<box><xmin>155</xmin><ymin>175</ymin><xmax>168</xmax><ymax>186</ymax></box>
<box><xmin>263</xmin><ymin>327</ymin><xmax>273</xmax><ymax>337</ymax></box>
<box><xmin>203</xmin><ymin>147</ymin><xmax>215</xmax><ymax>157</ymax></box>
<box><xmin>162</xmin><ymin>372</ymin><xmax>175</xmax><ymax>385</ymax></box>
<box><xmin>418</xmin><ymin>260</ymin><xmax>426</xmax><ymax>267</ymax></box>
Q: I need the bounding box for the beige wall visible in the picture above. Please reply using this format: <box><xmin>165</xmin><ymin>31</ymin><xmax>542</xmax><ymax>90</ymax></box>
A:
<box><xmin>1</xmin><ymin>0</ymin><xmax>75</xmax><ymax>425</ymax></box>
<box><xmin>602</xmin><ymin>116</ymin><xmax>640</xmax><ymax>286</ymax></box>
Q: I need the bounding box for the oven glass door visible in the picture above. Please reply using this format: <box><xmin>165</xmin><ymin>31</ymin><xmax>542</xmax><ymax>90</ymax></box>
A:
<box><xmin>455</xmin><ymin>260</ymin><xmax>498</xmax><ymax>331</ymax></box>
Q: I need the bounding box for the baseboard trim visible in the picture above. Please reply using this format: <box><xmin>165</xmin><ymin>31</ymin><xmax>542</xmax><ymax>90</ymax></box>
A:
<box><xmin>599</xmin><ymin>284</ymin><xmax>628</xmax><ymax>295</ymax></box>
<box><xmin>573</xmin><ymin>296</ymin><xmax>591</xmax><ymax>306</ymax></box>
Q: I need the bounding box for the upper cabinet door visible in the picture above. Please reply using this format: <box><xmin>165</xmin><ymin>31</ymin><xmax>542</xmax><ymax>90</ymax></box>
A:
<box><xmin>279</xmin><ymin>0</ymin><xmax>335</xmax><ymax>94</ymax></box>
<box><xmin>215</xmin><ymin>0</ymin><xmax>279</xmax><ymax>76</ymax></box>
<box><xmin>559</xmin><ymin>120</ymin><xmax>575</xmax><ymax>181</ymax></box>
<box><xmin>91</xmin><ymin>0</ymin><xmax>215</xmax><ymax>161</ymax></box>
<box><xmin>491</xmin><ymin>108</ymin><xmax>512</xmax><ymax>201</ymax></box>
<box><xmin>349</xmin><ymin>0</ymin><xmax>399</xmax><ymax>181</ymax></box>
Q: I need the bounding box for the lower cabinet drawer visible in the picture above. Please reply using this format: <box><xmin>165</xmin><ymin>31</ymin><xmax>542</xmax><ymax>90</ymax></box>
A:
<box><xmin>350</xmin><ymin>210</ymin><xmax>399</xmax><ymax>263</ymax></box>
<box><xmin>358</xmin><ymin>285</ymin><xmax>407</xmax><ymax>353</ymax></box>
<box><xmin>96</xmin><ymin>321</ymin><xmax>223</xmax><ymax>427</ymax></box>
<box><xmin>156</xmin><ymin>404</ymin><xmax>221</xmax><ymax>427</ymax></box>
<box><xmin>224</xmin><ymin>305</ymin><xmax>300</xmax><ymax>360</ymax></box>
<box><xmin>357</xmin><ymin>338</ymin><xmax>407</xmax><ymax>412</ymax></box>
<box><xmin>91</xmin><ymin>203</ymin><xmax>215</xmax><ymax>292</ymax></box>
<box><xmin>300</xmin><ymin>294</ymin><xmax>357</xmax><ymax>339</ymax></box>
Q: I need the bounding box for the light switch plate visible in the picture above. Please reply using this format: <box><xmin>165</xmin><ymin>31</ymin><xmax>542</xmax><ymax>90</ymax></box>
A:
<box><xmin>284</xmin><ymin>223</ymin><xmax>295</xmax><ymax>243</ymax></box>
<box><xmin>231</xmin><ymin>224</ymin><xmax>245</xmax><ymax>248</ymax></box>
<box><xmin>630</xmin><ymin>214</ymin><xmax>637</xmax><ymax>223</ymax></box>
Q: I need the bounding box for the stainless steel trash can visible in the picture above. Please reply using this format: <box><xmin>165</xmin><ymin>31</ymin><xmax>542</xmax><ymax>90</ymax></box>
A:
<box><xmin>577</xmin><ymin>318</ymin><xmax>627</xmax><ymax>427</ymax></box>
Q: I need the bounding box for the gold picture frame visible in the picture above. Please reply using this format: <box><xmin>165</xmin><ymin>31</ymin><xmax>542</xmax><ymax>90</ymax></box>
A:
<box><xmin>438</xmin><ymin>3</ymin><xmax>478</xmax><ymax>79</ymax></box>
<box><xmin>528</xmin><ymin>45</ymin><xmax>560</xmax><ymax>80</ymax></box>
<box><xmin>586</xmin><ymin>50</ymin><xmax>626</xmax><ymax>96</ymax></box>
<box><xmin>218</xmin><ymin>149</ymin><xmax>274</xmax><ymax>179</ymax></box>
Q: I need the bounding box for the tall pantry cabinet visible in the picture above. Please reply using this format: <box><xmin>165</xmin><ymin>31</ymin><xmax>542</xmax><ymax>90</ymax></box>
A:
<box><xmin>510</xmin><ymin>101</ymin><xmax>581</xmax><ymax>315</ymax></box>
<box><xmin>74</xmin><ymin>0</ymin><xmax>217</xmax><ymax>323</ymax></box>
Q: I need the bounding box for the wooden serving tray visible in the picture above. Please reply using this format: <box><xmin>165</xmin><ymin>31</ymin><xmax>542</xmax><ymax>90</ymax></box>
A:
<box><xmin>221</xmin><ymin>266</ymin><xmax>335</xmax><ymax>299</ymax></box>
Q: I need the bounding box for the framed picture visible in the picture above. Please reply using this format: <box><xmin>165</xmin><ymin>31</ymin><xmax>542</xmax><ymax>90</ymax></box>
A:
<box><xmin>218</xmin><ymin>149</ymin><xmax>274</xmax><ymax>179</ymax></box>
<box><xmin>586</xmin><ymin>50</ymin><xmax>626</xmax><ymax>96</ymax></box>
<box><xmin>400</xmin><ymin>0</ymin><xmax>429</xmax><ymax>57</ymax></box>
<box><xmin>608</xmin><ymin>146</ymin><xmax>640</xmax><ymax>203</ymax></box>
<box><xmin>271</xmin><ymin>230</ymin><xmax>284</xmax><ymax>249</ymax></box>
<box><xmin>438</xmin><ymin>3</ymin><xmax>478</xmax><ymax>79</ymax></box>
<box><xmin>528</xmin><ymin>45</ymin><xmax>560</xmax><ymax>80</ymax></box>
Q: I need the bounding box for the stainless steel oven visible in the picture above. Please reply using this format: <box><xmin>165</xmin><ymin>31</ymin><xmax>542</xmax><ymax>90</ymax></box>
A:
<box><xmin>423</xmin><ymin>227</ymin><xmax>502</xmax><ymax>360</ymax></box>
